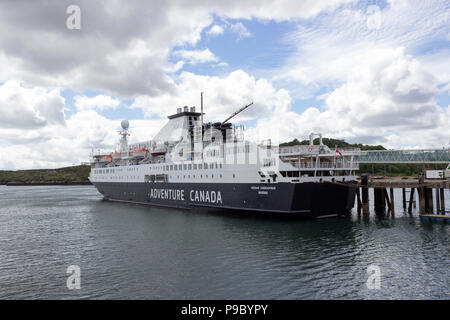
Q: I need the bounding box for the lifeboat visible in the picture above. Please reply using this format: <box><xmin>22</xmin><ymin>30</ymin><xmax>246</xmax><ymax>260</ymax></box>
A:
<box><xmin>131</xmin><ymin>148</ymin><xmax>148</xmax><ymax>159</ymax></box>
<box><xmin>150</xmin><ymin>144</ymin><xmax>166</xmax><ymax>156</ymax></box>
<box><xmin>112</xmin><ymin>152</ymin><xmax>122</xmax><ymax>160</ymax></box>
<box><xmin>100</xmin><ymin>154</ymin><xmax>112</xmax><ymax>163</ymax></box>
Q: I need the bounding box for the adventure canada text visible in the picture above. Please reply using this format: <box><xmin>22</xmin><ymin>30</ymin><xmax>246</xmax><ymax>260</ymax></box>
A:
<box><xmin>149</xmin><ymin>188</ymin><xmax>223</xmax><ymax>204</ymax></box>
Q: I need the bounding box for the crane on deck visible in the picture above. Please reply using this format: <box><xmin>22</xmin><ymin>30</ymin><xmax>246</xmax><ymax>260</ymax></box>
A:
<box><xmin>221</xmin><ymin>102</ymin><xmax>254</xmax><ymax>125</ymax></box>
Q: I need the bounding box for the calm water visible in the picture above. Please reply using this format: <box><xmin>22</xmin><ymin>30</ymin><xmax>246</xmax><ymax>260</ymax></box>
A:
<box><xmin>0</xmin><ymin>185</ymin><xmax>448</xmax><ymax>300</ymax></box>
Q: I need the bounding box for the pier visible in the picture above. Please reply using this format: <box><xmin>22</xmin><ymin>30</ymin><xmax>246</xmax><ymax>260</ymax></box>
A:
<box><xmin>354</xmin><ymin>173</ymin><xmax>449</xmax><ymax>222</ymax></box>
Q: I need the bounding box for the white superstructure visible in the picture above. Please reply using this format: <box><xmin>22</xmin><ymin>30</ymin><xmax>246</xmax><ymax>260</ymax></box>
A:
<box><xmin>89</xmin><ymin>106</ymin><xmax>360</xmax><ymax>185</ymax></box>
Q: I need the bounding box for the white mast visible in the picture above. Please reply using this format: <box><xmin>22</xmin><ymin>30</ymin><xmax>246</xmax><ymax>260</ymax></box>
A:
<box><xmin>201</xmin><ymin>92</ymin><xmax>204</xmax><ymax>162</ymax></box>
<box><xmin>119</xmin><ymin>120</ymin><xmax>130</xmax><ymax>152</ymax></box>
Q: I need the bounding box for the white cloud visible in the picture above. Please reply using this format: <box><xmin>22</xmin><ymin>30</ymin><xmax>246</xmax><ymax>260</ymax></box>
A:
<box><xmin>0</xmin><ymin>108</ymin><xmax>166</xmax><ymax>170</ymax></box>
<box><xmin>215</xmin><ymin>61</ymin><xmax>229</xmax><ymax>68</ymax></box>
<box><xmin>248</xmin><ymin>47</ymin><xmax>449</xmax><ymax>149</ymax></box>
<box><xmin>131</xmin><ymin>69</ymin><xmax>287</xmax><ymax>122</ymax></box>
<box><xmin>173</xmin><ymin>49</ymin><xmax>219</xmax><ymax>65</ymax></box>
<box><xmin>275</xmin><ymin>0</ymin><xmax>450</xmax><ymax>96</ymax></box>
<box><xmin>0</xmin><ymin>80</ymin><xmax>65</xmax><ymax>129</ymax></box>
<box><xmin>0</xmin><ymin>1</ymin><xmax>213</xmax><ymax>98</ymax></box>
<box><xmin>263</xmin><ymin>0</ymin><xmax>449</xmax><ymax>149</ymax></box>
<box><xmin>229</xmin><ymin>22</ymin><xmax>252</xmax><ymax>39</ymax></box>
<box><xmin>0</xmin><ymin>0</ymin><xmax>354</xmax><ymax>99</ymax></box>
<box><xmin>207</xmin><ymin>25</ymin><xmax>225</xmax><ymax>36</ymax></box>
<box><xmin>204</xmin><ymin>0</ymin><xmax>355</xmax><ymax>21</ymax></box>
<box><xmin>74</xmin><ymin>94</ymin><xmax>120</xmax><ymax>111</ymax></box>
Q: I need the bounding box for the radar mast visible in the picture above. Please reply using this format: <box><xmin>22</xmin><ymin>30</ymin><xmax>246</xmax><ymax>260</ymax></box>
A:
<box><xmin>119</xmin><ymin>120</ymin><xmax>130</xmax><ymax>152</ymax></box>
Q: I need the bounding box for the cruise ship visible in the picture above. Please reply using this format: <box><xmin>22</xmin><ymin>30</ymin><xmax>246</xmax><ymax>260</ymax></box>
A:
<box><xmin>89</xmin><ymin>101</ymin><xmax>359</xmax><ymax>218</ymax></box>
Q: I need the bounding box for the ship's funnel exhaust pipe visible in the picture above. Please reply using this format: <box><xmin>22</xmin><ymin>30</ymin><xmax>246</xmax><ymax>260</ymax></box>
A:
<box><xmin>309</xmin><ymin>132</ymin><xmax>323</xmax><ymax>146</ymax></box>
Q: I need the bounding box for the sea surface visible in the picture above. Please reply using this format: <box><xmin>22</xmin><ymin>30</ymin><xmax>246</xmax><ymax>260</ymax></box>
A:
<box><xmin>0</xmin><ymin>185</ymin><xmax>448</xmax><ymax>299</ymax></box>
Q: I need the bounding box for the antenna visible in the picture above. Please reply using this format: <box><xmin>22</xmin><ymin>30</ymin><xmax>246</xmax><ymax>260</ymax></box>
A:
<box><xmin>200</xmin><ymin>92</ymin><xmax>204</xmax><ymax>162</ymax></box>
<box><xmin>221</xmin><ymin>102</ymin><xmax>254</xmax><ymax>125</ymax></box>
<box><xmin>200</xmin><ymin>92</ymin><xmax>204</xmax><ymax>128</ymax></box>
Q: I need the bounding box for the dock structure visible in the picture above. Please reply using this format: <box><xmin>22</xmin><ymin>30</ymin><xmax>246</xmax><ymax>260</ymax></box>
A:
<box><xmin>353</xmin><ymin>173</ymin><xmax>449</xmax><ymax>219</ymax></box>
<box><xmin>356</xmin><ymin>149</ymin><xmax>450</xmax><ymax>164</ymax></box>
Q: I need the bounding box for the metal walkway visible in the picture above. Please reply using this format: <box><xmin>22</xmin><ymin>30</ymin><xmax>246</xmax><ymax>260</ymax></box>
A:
<box><xmin>355</xmin><ymin>148</ymin><xmax>450</xmax><ymax>164</ymax></box>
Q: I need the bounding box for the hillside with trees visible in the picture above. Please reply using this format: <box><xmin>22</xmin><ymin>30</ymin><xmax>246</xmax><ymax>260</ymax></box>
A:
<box><xmin>0</xmin><ymin>165</ymin><xmax>91</xmax><ymax>185</ymax></box>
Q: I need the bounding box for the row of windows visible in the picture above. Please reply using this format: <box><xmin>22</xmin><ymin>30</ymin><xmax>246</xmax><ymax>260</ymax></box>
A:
<box><xmin>174</xmin><ymin>174</ymin><xmax>225</xmax><ymax>179</ymax></box>
<box><xmin>94</xmin><ymin>168</ymin><xmax>115</xmax><ymax>174</ymax></box>
<box><xmin>93</xmin><ymin>167</ymin><xmax>127</xmax><ymax>174</ymax></box>
<box><xmin>94</xmin><ymin>162</ymin><xmax>224</xmax><ymax>175</ymax></box>
<box><xmin>161</xmin><ymin>163</ymin><xmax>223</xmax><ymax>172</ymax></box>
<box><xmin>98</xmin><ymin>173</ymin><xmax>237</xmax><ymax>181</ymax></box>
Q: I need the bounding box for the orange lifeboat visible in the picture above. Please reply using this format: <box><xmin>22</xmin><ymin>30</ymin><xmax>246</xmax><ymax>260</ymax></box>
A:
<box><xmin>101</xmin><ymin>154</ymin><xmax>113</xmax><ymax>163</ymax></box>
<box><xmin>132</xmin><ymin>148</ymin><xmax>148</xmax><ymax>158</ymax></box>
<box><xmin>112</xmin><ymin>152</ymin><xmax>122</xmax><ymax>159</ymax></box>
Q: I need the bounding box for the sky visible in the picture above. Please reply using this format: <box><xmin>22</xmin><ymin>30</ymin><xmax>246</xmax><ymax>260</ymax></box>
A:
<box><xmin>0</xmin><ymin>0</ymin><xmax>449</xmax><ymax>169</ymax></box>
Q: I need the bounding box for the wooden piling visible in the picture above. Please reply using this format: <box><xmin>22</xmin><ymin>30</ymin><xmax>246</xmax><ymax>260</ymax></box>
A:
<box><xmin>374</xmin><ymin>188</ymin><xmax>386</xmax><ymax>214</ymax></box>
<box><xmin>439</xmin><ymin>188</ymin><xmax>445</xmax><ymax>215</ymax></box>
<box><xmin>402</xmin><ymin>188</ymin><xmax>406</xmax><ymax>210</ymax></box>
<box><xmin>361</xmin><ymin>174</ymin><xmax>369</xmax><ymax>215</ymax></box>
<box><xmin>435</xmin><ymin>187</ymin><xmax>440</xmax><ymax>215</ymax></box>
<box><xmin>426</xmin><ymin>188</ymin><xmax>434</xmax><ymax>214</ymax></box>
<box><xmin>390</xmin><ymin>188</ymin><xmax>395</xmax><ymax>216</ymax></box>
<box><xmin>355</xmin><ymin>174</ymin><xmax>449</xmax><ymax>218</ymax></box>
<box><xmin>418</xmin><ymin>173</ymin><xmax>426</xmax><ymax>215</ymax></box>
<box><xmin>408</xmin><ymin>188</ymin><xmax>414</xmax><ymax>215</ymax></box>
<box><xmin>356</xmin><ymin>188</ymin><xmax>362</xmax><ymax>214</ymax></box>
<box><xmin>384</xmin><ymin>188</ymin><xmax>391</xmax><ymax>209</ymax></box>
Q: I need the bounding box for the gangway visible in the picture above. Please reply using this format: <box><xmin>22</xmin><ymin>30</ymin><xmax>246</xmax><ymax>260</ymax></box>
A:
<box><xmin>355</xmin><ymin>148</ymin><xmax>450</xmax><ymax>164</ymax></box>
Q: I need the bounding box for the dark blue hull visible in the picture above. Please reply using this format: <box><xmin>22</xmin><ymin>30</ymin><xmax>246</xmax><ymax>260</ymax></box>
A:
<box><xmin>93</xmin><ymin>181</ymin><xmax>356</xmax><ymax>218</ymax></box>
